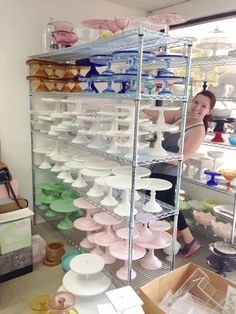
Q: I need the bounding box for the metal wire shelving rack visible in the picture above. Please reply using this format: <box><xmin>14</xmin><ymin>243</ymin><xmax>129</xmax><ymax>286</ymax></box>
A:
<box><xmin>28</xmin><ymin>26</ymin><xmax>192</xmax><ymax>289</ymax></box>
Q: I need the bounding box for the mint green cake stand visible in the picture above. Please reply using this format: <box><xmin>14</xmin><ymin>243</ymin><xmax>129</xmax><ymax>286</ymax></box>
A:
<box><xmin>37</xmin><ymin>194</ymin><xmax>58</xmax><ymax>216</ymax></box>
<box><xmin>61</xmin><ymin>190</ymin><xmax>78</xmax><ymax>200</ymax></box>
<box><xmin>50</xmin><ymin>199</ymin><xmax>79</xmax><ymax>230</ymax></box>
<box><xmin>38</xmin><ymin>183</ymin><xmax>65</xmax><ymax>193</ymax></box>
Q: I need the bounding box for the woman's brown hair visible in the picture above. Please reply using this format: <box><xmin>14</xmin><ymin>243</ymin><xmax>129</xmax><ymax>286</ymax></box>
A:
<box><xmin>194</xmin><ymin>90</ymin><xmax>216</xmax><ymax>133</ymax></box>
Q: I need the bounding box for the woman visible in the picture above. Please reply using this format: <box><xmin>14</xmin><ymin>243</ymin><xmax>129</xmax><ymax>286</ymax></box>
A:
<box><xmin>143</xmin><ymin>90</ymin><xmax>216</xmax><ymax>257</ymax></box>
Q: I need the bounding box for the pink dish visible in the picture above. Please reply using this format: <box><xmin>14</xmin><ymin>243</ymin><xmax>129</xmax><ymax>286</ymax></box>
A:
<box><xmin>114</xmin><ymin>17</ymin><xmax>130</xmax><ymax>30</ymax></box>
<box><xmin>81</xmin><ymin>19</ymin><xmax>109</xmax><ymax>30</ymax></box>
<box><xmin>107</xmin><ymin>20</ymin><xmax>120</xmax><ymax>33</ymax></box>
<box><xmin>54</xmin><ymin>21</ymin><xmax>74</xmax><ymax>32</ymax></box>
<box><xmin>193</xmin><ymin>210</ymin><xmax>215</xmax><ymax>228</ymax></box>
<box><xmin>73</xmin><ymin>198</ymin><xmax>97</xmax><ymax>210</ymax></box>
<box><xmin>211</xmin><ymin>220</ymin><xmax>232</xmax><ymax>240</ymax></box>
<box><xmin>93</xmin><ymin>212</ymin><xmax>120</xmax><ymax>226</ymax></box>
<box><xmin>53</xmin><ymin>31</ymin><xmax>78</xmax><ymax>46</ymax></box>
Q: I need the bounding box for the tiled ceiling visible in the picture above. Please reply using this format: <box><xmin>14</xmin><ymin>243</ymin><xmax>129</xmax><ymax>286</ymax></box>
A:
<box><xmin>103</xmin><ymin>0</ymin><xmax>190</xmax><ymax>13</ymax></box>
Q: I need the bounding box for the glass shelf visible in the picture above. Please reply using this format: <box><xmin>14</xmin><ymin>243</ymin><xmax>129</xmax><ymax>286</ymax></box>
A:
<box><xmin>191</xmin><ymin>54</ymin><xmax>236</xmax><ymax>67</ymax></box>
<box><xmin>182</xmin><ymin>176</ymin><xmax>236</xmax><ymax>196</ymax></box>
<box><xmin>31</xmin><ymin>130</ymin><xmax>183</xmax><ymax>166</ymax></box>
<box><xmin>28</xmin><ymin>27</ymin><xmax>191</xmax><ymax>63</ymax></box>
<box><xmin>29</xmin><ymin>91</ymin><xmax>188</xmax><ymax>102</ymax></box>
<box><xmin>33</xmin><ymin>166</ymin><xmax>178</xmax><ymax>221</ymax></box>
<box><xmin>203</xmin><ymin>139</ymin><xmax>236</xmax><ymax>150</ymax></box>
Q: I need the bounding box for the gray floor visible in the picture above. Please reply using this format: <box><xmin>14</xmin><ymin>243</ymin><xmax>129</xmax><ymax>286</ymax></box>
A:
<box><xmin>0</xmin><ymin>222</ymin><xmax>235</xmax><ymax>314</ymax></box>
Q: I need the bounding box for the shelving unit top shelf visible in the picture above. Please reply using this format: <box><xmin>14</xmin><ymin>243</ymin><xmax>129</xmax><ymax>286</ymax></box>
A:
<box><xmin>28</xmin><ymin>27</ymin><xmax>192</xmax><ymax>63</ymax></box>
<box><xmin>191</xmin><ymin>54</ymin><xmax>236</xmax><ymax>67</ymax></box>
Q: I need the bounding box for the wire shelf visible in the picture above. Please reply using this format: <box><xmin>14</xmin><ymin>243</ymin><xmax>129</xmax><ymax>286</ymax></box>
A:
<box><xmin>29</xmin><ymin>91</ymin><xmax>188</xmax><ymax>102</ymax></box>
<box><xmin>192</xmin><ymin>54</ymin><xmax>236</xmax><ymax>67</ymax></box>
<box><xmin>33</xmin><ymin>166</ymin><xmax>178</xmax><ymax>222</ymax></box>
<box><xmin>104</xmin><ymin>258</ymin><xmax>171</xmax><ymax>292</ymax></box>
<box><xmin>31</xmin><ymin>130</ymin><xmax>183</xmax><ymax>165</ymax></box>
<box><xmin>28</xmin><ymin>27</ymin><xmax>192</xmax><ymax>63</ymax></box>
<box><xmin>203</xmin><ymin>140</ymin><xmax>236</xmax><ymax>151</ymax></box>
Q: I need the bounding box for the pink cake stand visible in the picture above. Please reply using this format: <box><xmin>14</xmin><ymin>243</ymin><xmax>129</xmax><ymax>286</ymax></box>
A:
<box><xmin>73</xmin><ymin>198</ymin><xmax>102</xmax><ymax>249</ymax></box>
<box><xmin>92</xmin><ymin>212</ymin><xmax>121</xmax><ymax>264</ymax></box>
<box><xmin>87</xmin><ymin>232</ymin><xmax>104</xmax><ymax>256</ymax></box>
<box><xmin>109</xmin><ymin>227</ymin><xmax>146</xmax><ymax>280</ymax></box>
<box><xmin>73</xmin><ymin>216</ymin><xmax>103</xmax><ymax>249</ymax></box>
<box><xmin>134</xmin><ymin>230</ymin><xmax>172</xmax><ymax>270</ymax></box>
<box><xmin>148</xmin><ymin>220</ymin><xmax>171</xmax><ymax>232</ymax></box>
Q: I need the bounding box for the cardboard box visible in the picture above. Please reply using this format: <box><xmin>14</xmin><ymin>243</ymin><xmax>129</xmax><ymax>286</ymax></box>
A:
<box><xmin>139</xmin><ymin>262</ymin><xmax>236</xmax><ymax>314</ymax></box>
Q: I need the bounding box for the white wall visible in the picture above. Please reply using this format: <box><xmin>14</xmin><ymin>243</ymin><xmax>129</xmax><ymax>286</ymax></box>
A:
<box><xmin>152</xmin><ymin>0</ymin><xmax>236</xmax><ymax>19</ymax></box>
<box><xmin>0</xmin><ymin>0</ymin><xmax>143</xmax><ymax>206</ymax></box>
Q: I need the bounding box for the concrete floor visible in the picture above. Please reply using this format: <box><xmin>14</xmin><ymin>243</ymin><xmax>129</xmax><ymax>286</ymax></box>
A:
<box><xmin>0</xmin><ymin>222</ymin><xmax>235</xmax><ymax>314</ymax></box>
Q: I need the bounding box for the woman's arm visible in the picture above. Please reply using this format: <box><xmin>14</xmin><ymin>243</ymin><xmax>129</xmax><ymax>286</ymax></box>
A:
<box><xmin>182</xmin><ymin>127</ymin><xmax>205</xmax><ymax>161</ymax></box>
<box><xmin>168</xmin><ymin>126</ymin><xmax>205</xmax><ymax>165</ymax></box>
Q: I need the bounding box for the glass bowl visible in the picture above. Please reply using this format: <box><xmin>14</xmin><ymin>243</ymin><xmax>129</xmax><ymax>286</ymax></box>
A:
<box><xmin>219</xmin><ymin>168</ymin><xmax>236</xmax><ymax>185</ymax></box>
<box><xmin>54</xmin><ymin>21</ymin><xmax>74</xmax><ymax>32</ymax></box>
<box><xmin>53</xmin><ymin>31</ymin><xmax>78</xmax><ymax>46</ymax></box>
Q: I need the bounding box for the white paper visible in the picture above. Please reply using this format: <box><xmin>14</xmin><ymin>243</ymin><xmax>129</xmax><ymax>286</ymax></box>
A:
<box><xmin>106</xmin><ymin>286</ymin><xmax>143</xmax><ymax>312</ymax></box>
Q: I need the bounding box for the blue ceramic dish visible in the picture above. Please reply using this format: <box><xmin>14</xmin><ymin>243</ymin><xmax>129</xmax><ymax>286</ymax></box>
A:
<box><xmin>229</xmin><ymin>137</ymin><xmax>236</xmax><ymax>146</ymax></box>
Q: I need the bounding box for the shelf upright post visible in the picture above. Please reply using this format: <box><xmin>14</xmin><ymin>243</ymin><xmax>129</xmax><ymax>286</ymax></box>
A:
<box><xmin>127</xmin><ymin>26</ymin><xmax>144</xmax><ymax>286</ymax></box>
<box><xmin>170</xmin><ymin>41</ymin><xmax>192</xmax><ymax>270</ymax></box>
<box><xmin>231</xmin><ymin>193</ymin><xmax>236</xmax><ymax>244</ymax></box>
<box><xmin>27</xmin><ymin>62</ymin><xmax>37</xmax><ymax>225</ymax></box>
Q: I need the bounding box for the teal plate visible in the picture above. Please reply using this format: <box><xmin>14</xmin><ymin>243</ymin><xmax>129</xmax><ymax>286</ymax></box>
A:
<box><xmin>61</xmin><ymin>248</ymin><xmax>85</xmax><ymax>271</ymax></box>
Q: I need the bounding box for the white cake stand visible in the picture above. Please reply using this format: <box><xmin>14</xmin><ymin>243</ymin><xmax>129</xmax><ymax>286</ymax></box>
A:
<box><xmin>63</xmin><ymin>253</ymin><xmax>111</xmax><ymax>297</ymax></box>
<box><xmin>109</xmin><ymin>227</ymin><xmax>146</xmax><ymax>280</ymax></box>
<box><xmin>112</xmin><ymin>166</ymin><xmax>151</xmax><ymax>178</ymax></box>
<box><xmin>103</xmin><ymin>176</ymin><xmax>149</xmax><ymax>216</ymax></box>
<box><xmin>116</xmin><ymin>131</ymin><xmax>148</xmax><ymax>159</ymax></box>
<box><xmin>80</xmin><ymin>168</ymin><xmax>112</xmax><ymax>197</ymax></box>
<box><xmin>33</xmin><ymin>147</ymin><xmax>52</xmax><ymax>169</ymax></box>
<box><xmin>50</xmin><ymin>154</ymin><xmax>71</xmax><ymax>172</ymax></box>
<box><xmin>143</xmin><ymin>178</ymin><xmax>172</xmax><ymax>213</ymax></box>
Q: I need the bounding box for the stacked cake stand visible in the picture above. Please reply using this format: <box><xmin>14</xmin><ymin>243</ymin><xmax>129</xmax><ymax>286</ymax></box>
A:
<box><xmin>73</xmin><ymin>198</ymin><xmax>102</xmax><ymax>249</ymax></box>
<box><xmin>109</xmin><ymin>227</ymin><xmax>146</xmax><ymax>280</ymax></box>
<box><xmin>135</xmin><ymin>213</ymin><xmax>172</xmax><ymax>270</ymax></box>
<box><xmin>62</xmin><ymin>253</ymin><xmax>111</xmax><ymax>297</ymax></box>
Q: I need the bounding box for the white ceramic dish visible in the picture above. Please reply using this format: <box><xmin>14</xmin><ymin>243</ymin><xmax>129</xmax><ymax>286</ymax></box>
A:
<box><xmin>213</xmin><ymin>204</ymin><xmax>233</xmax><ymax>219</ymax></box>
<box><xmin>70</xmin><ymin>253</ymin><xmax>105</xmax><ymax>275</ymax></box>
<box><xmin>103</xmin><ymin>175</ymin><xmax>149</xmax><ymax>190</ymax></box>
<box><xmin>145</xmin><ymin>178</ymin><xmax>172</xmax><ymax>191</ymax></box>
<box><xmin>84</xmin><ymin>160</ymin><xmax>120</xmax><ymax>170</ymax></box>
<box><xmin>63</xmin><ymin>270</ymin><xmax>111</xmax><ymax>297</ymax></box>
<box><xmin>80</xmin><ymin>168</ymin><xmax>112</xmax><ymax>177</ymax></box>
